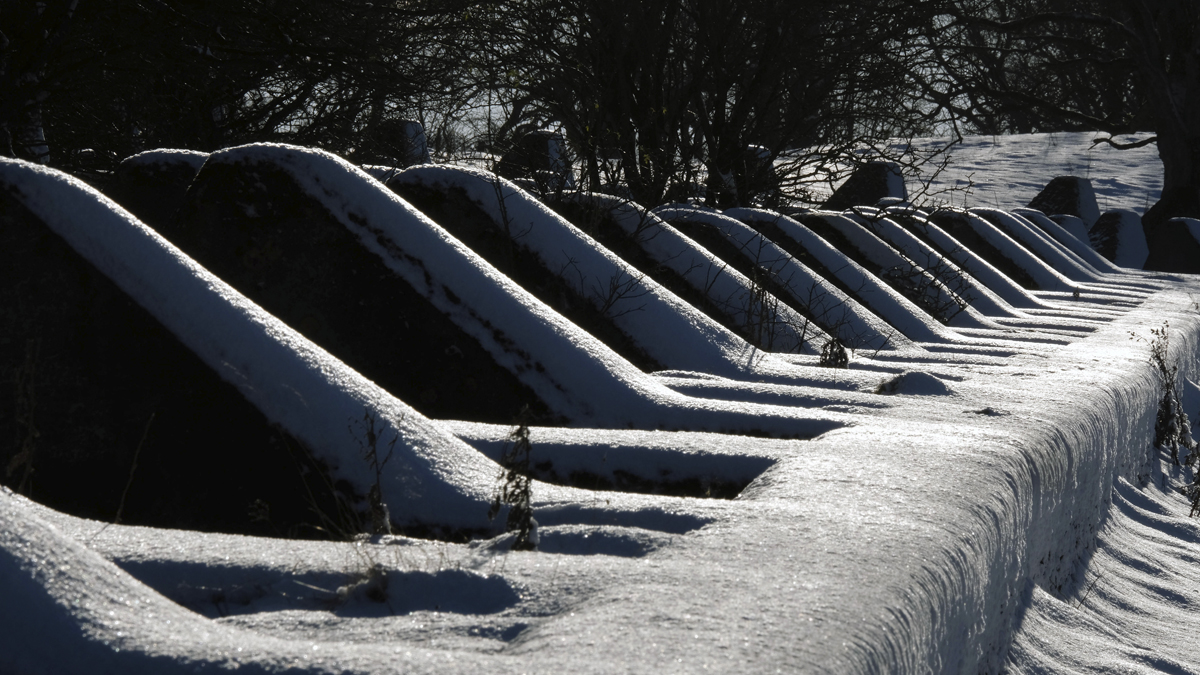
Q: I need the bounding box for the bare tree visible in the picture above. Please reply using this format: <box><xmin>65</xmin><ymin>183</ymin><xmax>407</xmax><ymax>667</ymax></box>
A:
<box><xmin>8</xmin><ymin>0</ymin><xmax>471</xmax><ymax>168</ymax></box>
<box><xmin>922</xmin><ymin>0</ymin><xmax>1200</xmax><ymax>228</ymax></box>
<box><xmin>468</xmin><ymin>0</ymin><xmax>949</xmax><ymax>209</ymax></box>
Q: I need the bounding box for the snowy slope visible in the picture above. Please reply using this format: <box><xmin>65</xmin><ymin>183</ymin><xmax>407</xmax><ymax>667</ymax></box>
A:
<box><xmin>855</xmin><ymin>132</ymin><xmax>1164</xmax><ymax>214</ymax></box>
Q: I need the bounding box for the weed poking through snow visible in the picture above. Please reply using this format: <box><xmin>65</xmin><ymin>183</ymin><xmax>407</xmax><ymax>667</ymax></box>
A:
<box><xmin>350</xmin><ymin>410</ymin><xmax>398</xmax><ymax>535</ymax></box>
<box><xmin>1137</xmin><ymin>323</ymin><xmax>1200</xmax><ymax>515</ymax></box>
<box><xmin>819</xmin><ymin>337</ymin><xmax>849</xmax><ymax>368</ymax></box>
<box><xmin>488</xmin><ymin>406</ymin><xmax>537</xmax><ymax>551</ymax></box>
<box><xmin>1141</xmin><ymin>323</ymin><xmax>1196</xmax><ymax>466</ymax></box>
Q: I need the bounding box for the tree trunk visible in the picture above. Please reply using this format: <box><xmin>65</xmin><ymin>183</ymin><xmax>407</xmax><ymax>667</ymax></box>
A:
<box><xmin>1133</xmin><ymin>0</ymin><xmax>1200</xmax><ymax>232</ymax></box>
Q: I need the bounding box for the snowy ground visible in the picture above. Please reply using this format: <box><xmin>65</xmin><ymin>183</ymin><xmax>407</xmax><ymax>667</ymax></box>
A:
<box><xmin>3</xmin><ymin>133</ymin><xmax>1199</xmax><ymax>674</ymax></box>
<box><xmin>894</xmin><ymin>132</ymin><xmax>1162</xmax><ymax>214</ymax></box>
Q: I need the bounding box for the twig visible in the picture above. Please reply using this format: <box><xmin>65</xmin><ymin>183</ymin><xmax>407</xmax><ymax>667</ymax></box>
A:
<box><xmin>1074</xmin><ymin>572</ymin><xmax>1102</xmax><ymax>609</ymax></box>
<box><xmin>116</xmin><ymin>411</ymin><xmax>156</xmax><ymax>525</ymax></box>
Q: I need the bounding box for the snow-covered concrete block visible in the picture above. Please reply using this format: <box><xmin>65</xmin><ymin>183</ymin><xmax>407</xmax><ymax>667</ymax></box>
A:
<box><xmin>552</xmin><ymin>193</ymin><xmax>830</xmax><ymax>355</ymax></box>
<box><xmin>657</xmin><ymin>205</ymin><xmax>906</xmax><ymax>350</ymax></box>
<box><xmin>111</xmin><ymin>148</ymin><xmax>208</xmax><ymax>228</ymax></box>
<box><xmin>1</xmin><ymin>160</ymin><xmax>330</xmax><ymax>536</ymax></box>
<box><xmin>387</xmin><ymin>165</ymin><xmax>825</xmax><ymax>370</ymax></box>
<box><xmin>0</xmin><ymin>154</ymin><xmax>507</xmax><ymax>537</ymax></box>
<box><xmin>171</xmin><ymin>145</ymin><xmax>558</xmax><ymax>424</ymax></box>
<box><xmin>161</xmin><ymin>146</ymin><xmax>850</xmax><ymax>437</ymax></box>
<box><xmin>822</xmin><ymin>161</ymin><xmax>907</xmax><ymax>211</ymax></box>
<box><xmin>1090</xmin><ymin>209</ymin><xmax>1149</xmax><ymax>270</ymax></box>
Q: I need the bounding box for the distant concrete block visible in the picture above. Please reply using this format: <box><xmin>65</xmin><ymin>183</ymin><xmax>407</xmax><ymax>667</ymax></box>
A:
<box><xmin>1143</xmin><ymin>216</ymin><xmax>1200</xmax><ymax>273</ymax></box>
<box><xmin>822</xmin><ymin>162</ymin><xmax>906</xmax><ymax>211</ymax></box>
<box><xmin>1027</xmin><ymin>176</ymin><xmax>1100</xmax><ymax>227</ymax></box>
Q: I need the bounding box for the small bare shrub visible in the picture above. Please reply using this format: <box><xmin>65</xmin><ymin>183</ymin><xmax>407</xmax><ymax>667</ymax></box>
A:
<box><xmin>1138</xmin><ymin>323</ymin><xmax>1200</xmax><ymax>515</ymax></box>
<box><xmin>350</xmin><ymin>410</ymin><xmax>398</xmax><ymax>536</ymax></box>
<box><xmin>488</xmin><ymin>407</ymin><xmax>537</xmax><ymax>551</ymax></box>
<box><xmin>819</xmin><ymin>338</ymin><xmax>849</xmax><ymax>369</ymax></box>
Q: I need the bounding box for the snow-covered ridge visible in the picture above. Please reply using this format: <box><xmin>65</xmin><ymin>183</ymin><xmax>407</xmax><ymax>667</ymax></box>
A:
<box><xmin>4</xmin><ymin>132</ymin><xmax>1200</xmax><ymax>673</ymax></box>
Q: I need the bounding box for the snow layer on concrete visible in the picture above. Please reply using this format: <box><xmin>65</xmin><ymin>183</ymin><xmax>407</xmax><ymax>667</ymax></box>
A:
<box><xmin>119</xmin><ymin>148</ymin><xmax>209</xmax><ymax>172</ymax></box>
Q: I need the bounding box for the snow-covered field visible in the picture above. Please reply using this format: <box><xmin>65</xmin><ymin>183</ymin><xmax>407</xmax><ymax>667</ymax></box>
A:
<box><xmin>3</xmin><ymin>132</ymin><xmax>1199</xmax><ymax>674</ymax></box>
<box><xmin>904</xmin><ymin>132</ymin><xmax>1163</xmax><ymax>214</ymax></box>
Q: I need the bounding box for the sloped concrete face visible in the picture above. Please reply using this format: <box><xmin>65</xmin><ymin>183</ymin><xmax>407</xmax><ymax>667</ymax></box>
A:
<box><xmin>0</xmin><ymin>176</ymin><xmax>343</xmax><ymax>537</ymax></box>
<box><xmin>110</xmin><ymin>150</ymin><xmax>208</xmax><ymax>230</ymax></box>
